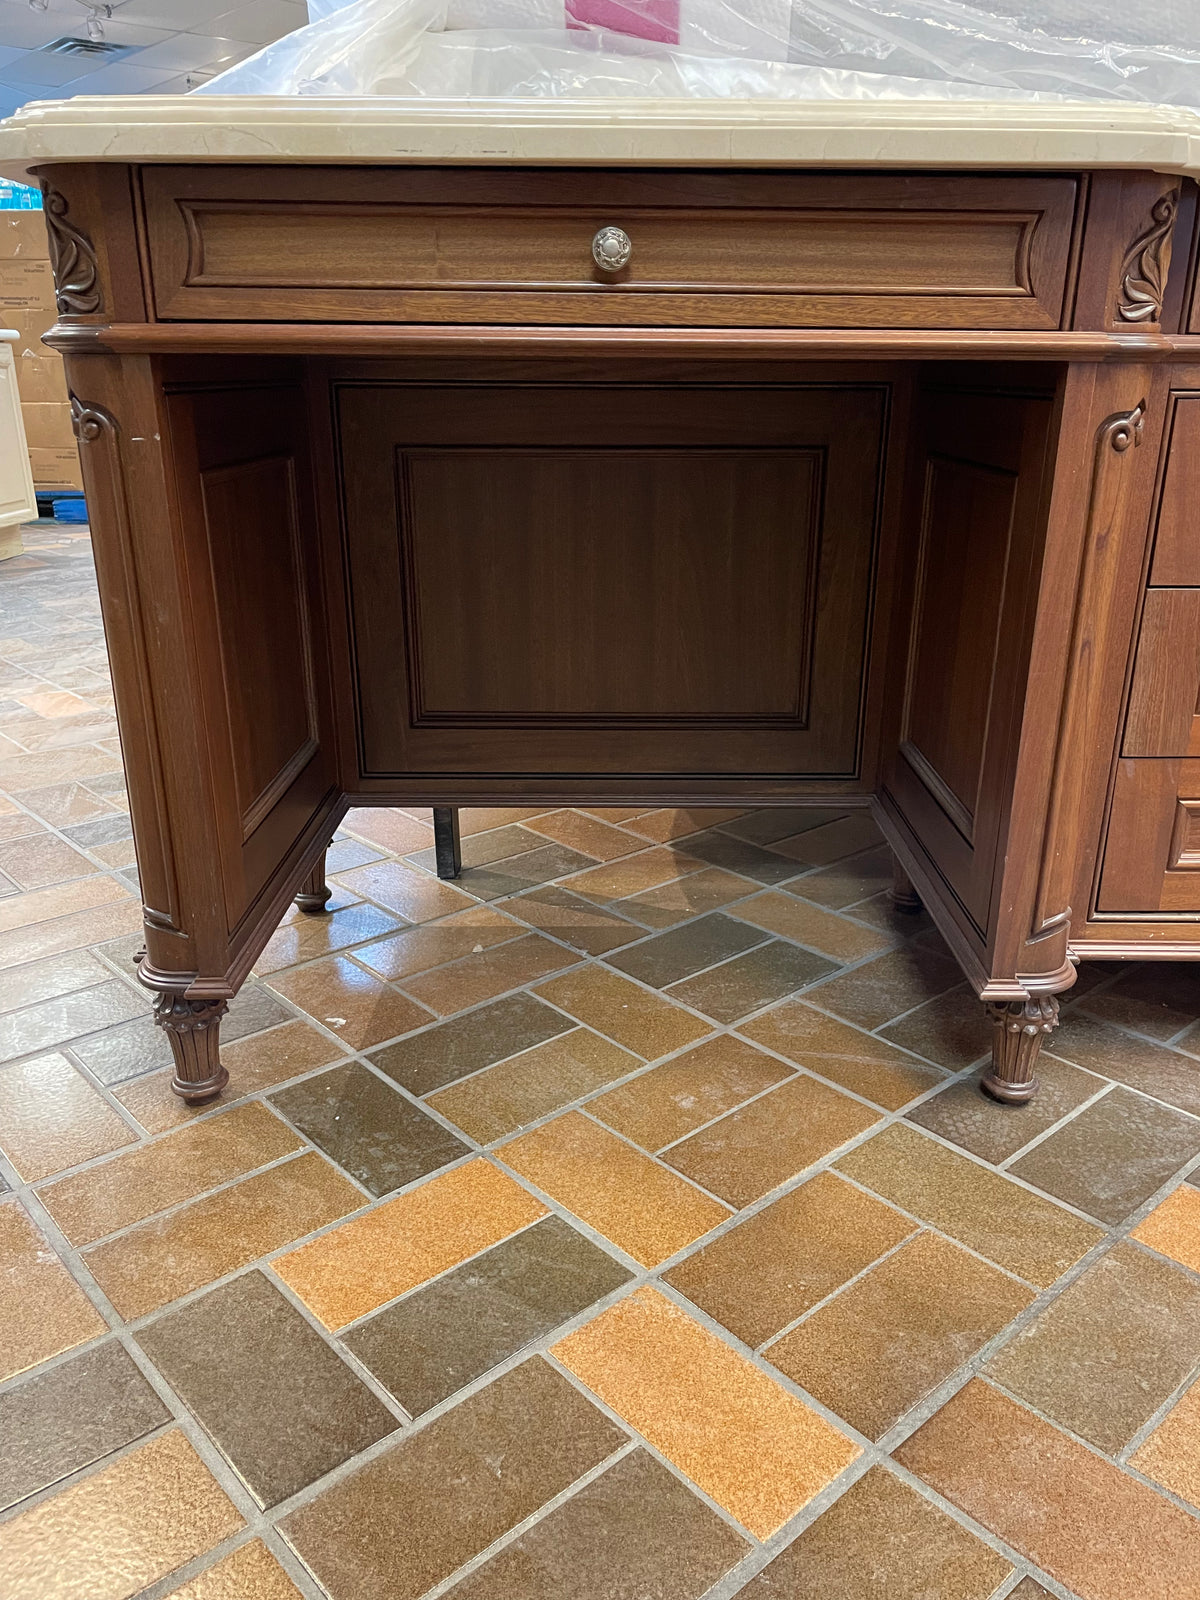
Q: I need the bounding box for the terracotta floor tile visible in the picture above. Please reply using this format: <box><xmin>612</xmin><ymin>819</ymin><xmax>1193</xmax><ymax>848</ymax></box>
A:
<box><xmin>38</xmin><ymin>1100</ymin><xmax>302</xmax><ymax>1246</ymax></box>
<box><xmin>1130</xmin><ymin>1375</ymin><xmax>1200</xmax><ymax>1509</ymax></box>
<box><xmin>457</xmin><ymin>806</ymin><xmax>555</xmax><ymax>834</ymax></box>
<box><xmin>624</xmin><ymin>807</ymin><xmax>748</xmax><ymax>842</ymax></box>
<box><xmin>344</xmin><ymin>1214</ymin><xmax>632</xmax><ymax>1415</ymax></box>
<box><xmin>371</xmin><ymin>992</ymin><xmax>575</xmax><ymax>1096</ymax></box>
<box><xmin>0</xmin><ymin>745</ymin><xmax>118</xmax><ymax>791</ymax></box>
<box><xmin>524</xmin><ymin>809</ymin><xmax>641</xmax><ymax>860</ymax></box>
<box><xmin>82</xmin><ymin>1151</ymin><xmax>363</xmax><ymax>1320</ymax></box>
<box><xmin>0</xmin><ymin>871</ymin><xmax>128</xmax><ymax>934</ymax></box>
<box><xmin>270</xmin><ymin>1061</ymin><xmax>469</xmax><ymax>1197</ymax></box>
<box><xmin>677</xmin><ymin>828</ymin><xmax>809</xmax><ymax>887</ymax></box>
<box><xmin>563</xmin><ymin>845</ymin><xmax>706</xmax><ymax>905</ymax></box>
<box><xmin>0</xmin><ymin>1429</ymin><xmax>242</xmax><ymax>1600</ymax></box>
<box><xmin>254</xmin><ymin>901</ymin><xmax>407</xmax><ymax>975</ymax></box>
<box><xmin>789</xmin><ymin>846</ymin><xmax>894</xmax><ymax>910</ymax></box>
<box><xmin>731</xmin><ymin>890</ymin><xmax>891</xmax><ymax>962</ymax></box>
<box><xmin>138</xmin><ymin>1271</ymin><xmax>397</xmax><ymax>1508</ymax></box>
<box><xmin>352</xmin><ymin>907</ymin><xmax>523</xmax><ymax>980</ymax></box>
<box><xmin>720</xmin><ymin>808</ymin><xmax>848</xmax><ymax>846</ymax></box>
<box><xmin>738</xmin><ymin>1466</ymin><xmax>1012</xmax><ymax>1600</ymax></box>
<box><xmin>1081</xmin><ymin>964</ymin><xmax>1200</xmax><ymax>1041</ymax></box>
<box><xmin>5</xmin><ymin>780</ymin><xmax>117</xmax><ymax>828</ymax></box>
<box><xmin>0</xmin><ymin>976</ymin><xmax>150</xmax><ymax>1065</ymax></box>
<box><xmin>502</xmin><ymin>885</ymin><xmax>641</xmax><ymax>954</ymax></box>
<box><xmin>615</xmin><ymin>865</ymin><xmax>761</xmax><ymax>928</ymax></box>
<box><xmin>409</xmin><ymin>823</ymin><xmax>550</xmax><ymax>873</ymax></box>
<box><xmin>340</xmin><ymin>806</ymin><xmax>435</xmax><ymax>855</ymax></box>
<box><xmin>878</xmin><ymin>985</ymin><xmax>994</xmax><ymax>1071</ymax></box>
<box><xmin>499</xmin><ymin>1112</ymin><xmax>729</xmax><ymax>1266</ymax></box>
<box><xmin>0</xmin><ymin>1199</ymin><xmax>107</xmax><ymax>1381</ymax></box>
<box><xmin>0</xmin><ymin>1050</ymin><xmax>136</xmax><ymax>1181</ymax></box>
<box><xmin>534</xmin><ymin>967</ymin><xmax>712</xmax><ymax>1059</ymax></box>
<box><xmin>907</xmin><ymin>1055</ymin><xmax>1103</xmax><ymax>1164</ymax></box>
<box><xmin>552</xmin><ymin>1288</ymin><xmax>859</xmax><ymax>1538</ymax></box>
<box><xmin>606</xmin><ymin>912</ymin><xmax>767</xmax><ymax>989</ymax></box>
<box><xmin>273</xmin><ymin>1157</ymin><xmax>545</xmax><ymax>1328</ymax></box>
<box><xmin>1131</xmin><ymin>1182</ymin><xmax>1200</xmax><ymax>1273</ymax></box>
<box><xmin>0</xmin><ymin>1340</ymin><xmax>168</xmax><ymax>1513</ymax></box>
<box><xmin>266</xmin><ymin>955</ymin><xmax>431</xmax><ymax>1048</ymax></box>
<box><xmin>451</xmin><ymin>1447</ymin><xmax>749</xmax><ymax>1600</ymax></box>
<box><xmin>588</xmin><ymin>1035</ymin><xmax>794</xmax><ymax>1151</ymax></box>
<box><xmin>164</xmin><ymin>1541</ymin><xmax>305</xmax><ymax>1600</ymax></box>
<box><xmin>665</xmin><ymin>1170</ymin><xmax>915</xmax><ymax>1347</ymax></box>
<box><xmin>987</xmin><ymin>1241</ymin><xmax>1200</xmax><ymax>1453</ymax></box>
<box><xmin>1008</xmin><ymin>1086</ymin><xmax>1200</xmax><ymax>1224</ymax></box>
<box><xmin>770</xmin><ymin>813</ymin><xmax>884</xmax><ymax>867</ymax></box>
<box><xmin>399</xmin><ymin>933</ymin><xmax>577</xmax><ymax>1016</ymax></box>
<box><xmin>768</xmin><ymin>1231</ymin><xmax>1033</xmax><ymax>1438</ymax></box>
<box><xmin>0</xmin><ymin>832</ymin><xmax>99</xmax><ymax>892</ymax></box>
<box><xmin>427</xmin><ymin>1028</ymin><xmax>639</xmax><ymax>1143</ymax></box>
<box><xmin>665</xmin><ymin>1074</ymin><xmax>881</xmax><ymax>1208</ymax></box>
<box><xmin>836</xmin><ymin>1124</ymin><xmax>1104</xmax><ymax>1287</ymax></box>
<box><xmin>578</xmin><ymin>806</ymin><xmax>647</xmax><ymax>822</ymax></box>
<box><xmin>281</xmin><ymin>1357</ymin><xmax>623</xmax><ymax>1600</ymax></box>
<box><xmin>666</xmin><ymin>941</ymin><xmax>837</xmax><ymax>1023</ymax></box>
<box><xmin>0</xmin><ymin>896</ymin><xmax>143</xmax><ymax>969</ymax></box>
<box><xmin>1047</xmin><ymin>1011</ymin><xmax>1200</xmax><ymax>1116</ymax></box>
<box><xmin>1006</xmin><ymin>1582</ymin><xmax>1055</xmax><ymax>1600</ymax></box>
<box><xmin>895</xmin><ymin>1379</ymin><xmax>1200</xmax><ymax>1600</ymax></box>
<box><xmin>113</xmin><ymin>1020</ymin><xmax>346</xmax><ymax>1134</ymax></box>
<box><xmin>803</xmin><ymin>944</ymin><xmax>964</xmax><ymax>1031</ymax></box>
<box><xmin>429</xmin><ymin>842</ymin><xmax>599</xmax><ymax>902</ymax></box>
<box><xmin>739</xmin><ymin>1002</ymin><xmax>944</xmax><ymax>1110</ymax></box>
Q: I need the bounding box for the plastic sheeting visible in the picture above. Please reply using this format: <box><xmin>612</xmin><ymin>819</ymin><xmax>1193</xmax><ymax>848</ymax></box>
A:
<box><xmin>196</xmin><ymin>0</ymin><xmax>1200</xmax><ymax>108</ymax></box>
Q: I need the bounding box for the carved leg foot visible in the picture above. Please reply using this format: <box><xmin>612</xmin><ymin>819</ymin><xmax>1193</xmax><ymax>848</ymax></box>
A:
<box><xmin>890</xmin><ymin>855</ymin><xmax>922</xmax><ymax>914</ymax></box>
<box><xmin>154</xmin><ymin>992</ymin><xmax>230</xmax><ymax>1104</ymax></box>
<box><xmin>980</xmin><ymin>995</ymin><xmax>1060</xmax><ymax>1104</ymax></box>
<box><xmin>295</xmin><ymin>850</ymin><xmax>332</xmax><ymax>914</ymax></box>
<box><xmin>433</xmin><ymin>806</ymin><xmax>462</xmax><ymax>880</ymax></box>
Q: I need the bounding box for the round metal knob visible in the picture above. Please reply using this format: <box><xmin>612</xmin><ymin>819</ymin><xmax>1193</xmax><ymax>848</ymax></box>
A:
<box><xmin>592</xmin><ymin>226</ymin><xmax>632</xmax><ymax>273</ymax></box>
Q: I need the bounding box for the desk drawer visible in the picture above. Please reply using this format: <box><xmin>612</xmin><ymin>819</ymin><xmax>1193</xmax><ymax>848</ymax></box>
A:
<box><xmin>141</xmin><ymin>167</ymin><xmax>1078</xmax><ymax>329</ymax></box>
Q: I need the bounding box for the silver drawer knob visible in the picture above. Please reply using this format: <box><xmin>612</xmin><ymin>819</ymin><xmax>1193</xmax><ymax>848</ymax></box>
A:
<box><xmin>592</xmin><ymin>226</ymin><xmax>632</xmax><ymax>273</ymax></box>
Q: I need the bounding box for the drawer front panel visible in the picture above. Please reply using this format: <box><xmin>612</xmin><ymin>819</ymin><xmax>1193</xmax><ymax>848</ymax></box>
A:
<box><xmin>1099</xmin><ymin>758</ymin><xmax>1200</xmax><ymax>913</ymax></box>
<box><xmin>1122</xmin><ymin>588</ymin><xmax>1200</xmax><ymax>757</ymax></box>
<box><xmin>1150</xmin><ymin>395</ymin><xmax>1200</xmax><ymax>584</ymax></box>
<box><xmin>142</xmin><ymin>167</ymin><xmax>1078</xmax><ymax>329</ymax></box>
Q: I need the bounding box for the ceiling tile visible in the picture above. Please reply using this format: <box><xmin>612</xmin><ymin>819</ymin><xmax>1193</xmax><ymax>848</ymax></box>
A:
<box><xmin>62</xmin><ymin>57</ymin><xmax>178</xmax><ymax>92</ymax></box>
<box><xmin>130</xmin><ymin>33</ymin><xmax>251</xmax><ymax>69</ymax></box>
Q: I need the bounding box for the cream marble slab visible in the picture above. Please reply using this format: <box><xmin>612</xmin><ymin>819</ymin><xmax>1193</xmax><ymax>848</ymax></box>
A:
<box><xmin>2</xmin><ymin>95</ymin><xmax>1200</xmax><ymax>176</ymax></box>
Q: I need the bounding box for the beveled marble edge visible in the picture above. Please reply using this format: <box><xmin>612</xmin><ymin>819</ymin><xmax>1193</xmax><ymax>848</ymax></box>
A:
<box><xmin>1</xmin><ymin>94</ymin><xmax>1200</xmax><ymax>175</ymax></box>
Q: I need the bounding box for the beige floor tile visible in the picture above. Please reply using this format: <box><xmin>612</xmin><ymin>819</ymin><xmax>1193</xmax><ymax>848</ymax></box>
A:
<box><xmin>0</xmin><ymin>1198</ymin><xmax>106</xmax><ymax>1383</ymax></box>
<box><xmin>588</xmin><ymin>1036</ymin><xmax>794</xmax><ymax>1151</ymax></box>
<box><xmin>499</xmin><ymin>1112</ymin><xmax>729</xmax><ymax>1266</ymax></box>
<box><xmin>615</xmin><ymin>867</ymin><xmax>760</xmax><ymax>928</ymax></box>
<box><xmin>767</xmin><ymin>1231</ymin><xmax>1033</xmax><ymax>1438</ymax></box>
<box><xmin>0</xmin><ymin>873</ymin><xmax>129</xmax><ymax>935</ymax></box>
<box><xmin>730</xmin><ymin>891</ymin><xmax>891</xmax><ymax>962</ymax></box>
<box><xmin>534</xmin><ymin>967</ymin><xmax>712</xmax><ymax>1059</ymax></box>
<box><xmin>82</xmin><ymin>1152</ymin><xmax>363</xmax><ymax>1319</ymax></box>
<box><xmin>113</xmin><ymin>1021</ymin><xmax>347</xmax><ymax>1134</ymax></box>
<box><xmin>665</xmin><ymin>1074</ymin><xmax>882</xmax><ymax>1208</ymax></box>
<box><xmin>1130</xmin><ymin>1376</ymin><xmax>1200</xmax><ymax>1509</ymax></box>
<box><xmin>0</xmin><ymin>1430</ymin><xmax>242</xmax><ymax>1600</ymax></box>
<box><xmin>622</xmin><ymin>808</ymin><xmax>747</xmax><ymax>842</ymax></box>
<box><xmin>0</xmin><ymin>949</ymin><xmax>108</xmax><ymax>1015</ymax></box>
<box><xmin>770</xmin><ymin>814</ymin><xmax>884</xmax><ymax>867</ymax></box>
<box><xmin>563</xmin><ymin>846</ymin><xmax>706</xmax><ymax>905</ymax></box>
<box><xmin>739</xmin><ymin>1003</ymin><xmax>944</xmax><ymax>1110</ymax></box>
<box><xmin>1131</xmin><ymin>1184</ymin><xmax>1200</xmax><ymax>1273</ymax></box>
<box><xmin>163</xmin><ymin>1541</ymin><xmax>304</xmax><ymax>1600</ymax></box>
<box><xmin>836</xmin><ymin>1124</ymin><xmax>1104</xmax><ymax>1287</ymax></box>
<box><xmin>332</xmin><ymin>860</ymin><xmax>475</xmax><ymax>922</ymax></box>
<box><xmin>500</xmin><ymin>885</ymin><xmax>641</xmax><ymax>955</ymax></box>
<box><xmin>0</xmin><ymin>1051</ymin><xmax>136</xmax><ymax>1182</ymax></box>
<box><xmin>552</xmin><ymin>1287</ymin><xmax>858</xmax><ymax>1538</ymax></box>
<box><xmin>274</xmin><ymin>1157</ymin><xmax>545</xmax><ymax>1328</ymax></box>
<box><xmin>457</xmin><ymin>807</ymin><xmax>554</xmax><ymax>835</ymax></box>
<box><xmin>0</xmin><ymin>833</ymin><xmax>98</xmax><ymax>891</ymax></box>
<box><xmin>353</xmin><ymin>907</ymin><xmax>524</xmax><ymax>980</ymax></box>
<box><xmin>400</xmin><ymin>934</ymin><xmax>578</xmax><ymax>1016</ymax></box>
<box><xmin>340</xmin><ymin>807</ymin><xmax>434</xmax><ymax>855</ymax></box>
<box><xmin>427</xmin><ymin>1028</ymin><xmax>640</xmax><ymax>1143</ymax></box>
<box><xmin>38</xmin><ymin>1101</ymin><xmax>302</xmax><ymax>1247</ymax></box>
<box><xmin>0</xmin><ymin>898</ymin><xmax>143</xmax><ymax>969</ymax></box>
<box><xmin>524</xmin><ymin>810</ymin><xmax>640</xmax><ymax>860</ymax></box>
<box><xmin>254</xmin><ymin>900</ymin><xmax>406</xmax><ymax>976</ymax></box>
<box><xmin>803</xmin><ymin>944</ymin><xmax>964</xmax><ymax>1031</ymax></box>
<box><xmin>267</xmin><ymin>955</ymin><xmax>432</xmax><ymax>1048</ymax></box>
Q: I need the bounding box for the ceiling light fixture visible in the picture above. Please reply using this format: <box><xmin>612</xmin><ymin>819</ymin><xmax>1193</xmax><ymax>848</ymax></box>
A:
<box><xmin>27</xmin><ymin>0</ymin><xmax>49</xmax><ymax>12</ymax></box>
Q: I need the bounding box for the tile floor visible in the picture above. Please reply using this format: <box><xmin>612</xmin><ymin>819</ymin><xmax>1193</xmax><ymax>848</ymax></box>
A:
<box><xmin>0</xmin><ymin>522</ymin><xmax>1199</xmax><ymax>1598</ymax></box>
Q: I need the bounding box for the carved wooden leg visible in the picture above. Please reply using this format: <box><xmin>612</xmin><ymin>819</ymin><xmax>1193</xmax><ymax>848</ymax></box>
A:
<box><xmin>890</xmin><ymin>854</ymin><xmax>922</xmax><ymax>914</ymax></box>
<box><xmin>433</xmin><ymin>806</ymin><xmax>462</xmax><ymax>879</ymax></box>
<box><xmin>153</xmin><ymin>992</ymin><xmax>229</xmax><ymax>1104</ymax></box>
<box><xmin>295</xmin><ymin>850</ymin><xmax>332</xmax><ymax>913</ymax></box>
<box><xmin>980</xmin><ymin>995</ymin><xmax>1060</xmax><ymax>1104</ymax></box>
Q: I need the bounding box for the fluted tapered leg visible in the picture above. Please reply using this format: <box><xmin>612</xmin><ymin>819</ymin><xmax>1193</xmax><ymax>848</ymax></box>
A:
<box><xmin>154</xmin><ymin>992</ymin><xmax>229</xmax><ymax>1103</ymax></box>
<box><xmin>295</xmin><ymin>850</ymin><xmax>332</xmax><ymax>913</ymax></box>
<box><xmin>980</xmin><ymin>995</ymin><xmax>1059</xmax><ymax>1104</ymax></box>
<box><xmin>890</xmin><ymin>854</ymin><xmax>922</xmax><ymax>914</ymax></box>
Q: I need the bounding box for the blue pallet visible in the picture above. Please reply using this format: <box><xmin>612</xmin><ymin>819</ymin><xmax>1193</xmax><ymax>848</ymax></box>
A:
<box><xmin>0</xmin><ymin>181</ymin><xmax>41</xmax><ymax>211</ymax></box>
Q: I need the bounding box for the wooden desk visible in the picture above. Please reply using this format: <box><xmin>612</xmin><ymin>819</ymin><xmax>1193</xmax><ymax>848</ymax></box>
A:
<box><xmin>4</xmin><ymin>96</ymin><xmax>1199</xmax><ymax>1108</ymax></box>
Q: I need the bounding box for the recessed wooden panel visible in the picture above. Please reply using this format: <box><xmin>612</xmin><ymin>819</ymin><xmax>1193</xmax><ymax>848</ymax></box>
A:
<box><xmin>1099</xmin><ymin>757</ymin><xmax>1200</xmax><ymax>912</ymax></box>
<box><xmin>338</xmin><ymin>381</ymin><xmax>886</xmax><ymax>780</ymax></box>
<box><xmin>1150</xmin><ymin>395</ymin><xmax>1200</xmax><ymax>585</ymax></box>
<box><xmin>1123</xmin><ymin>588</ymin><xmax>1200</xmax><ymax>757</ymax></box>
<box><xmin>141</xmin><ymin>166</ymin><xmax>1078</xmax><ymax>330</ymax></box>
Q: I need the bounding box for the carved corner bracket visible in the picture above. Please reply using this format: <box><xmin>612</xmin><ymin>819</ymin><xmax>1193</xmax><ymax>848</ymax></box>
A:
<box><xmin>1117</xmin><ymin>190</ymin><xmax>1179</xmax><ymax>324</ymax></box>
<box><xmin>40</xmin><ymin>184</ymin><xmax>102</xmax><ymax>316</ymax></box>
<box><xmin>69</xmin><ymin>394</ymin><xmax>111</xmax><ymax>443</ymax></box>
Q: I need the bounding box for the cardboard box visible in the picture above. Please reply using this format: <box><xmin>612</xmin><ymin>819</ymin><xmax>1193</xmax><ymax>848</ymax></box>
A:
<box><xmin>0</xmin><ymin>260</ymin><xmax>56</xmax><ymax>314</ymax></box>
<box><xmin>0</xmin><ymin>212</ymin><xmax>50</xmax><ymax>261</ymax></box>
<box><xmin>4</xmin><ymin>311</ymin><xmax>58</xmax><ymax>359</ymax></box>
<box><xmin>22</xmin><ymin>402</ymin><xmax>75</xmax><ymax>451</ymax></box>
<box><xmin>28</xmin><ymin>445</ymin><xmax>82</xmax><ymax>491</ymax></box>
<box><xmin>14</xmin><ymin>353</ymin><xmax>66</xmax><ymax>406</ymax></box>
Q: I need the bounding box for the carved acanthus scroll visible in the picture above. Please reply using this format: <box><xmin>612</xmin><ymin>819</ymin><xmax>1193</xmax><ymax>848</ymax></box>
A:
<box><xmin>40</xmin><ymin>184</ymin><xmax>102</xmax><ymax>315</ymax></box>
<box><xmin>1118</xmin><ymin>191</ymin><xmax>1179</xmax><ymax>323</ymax></box>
